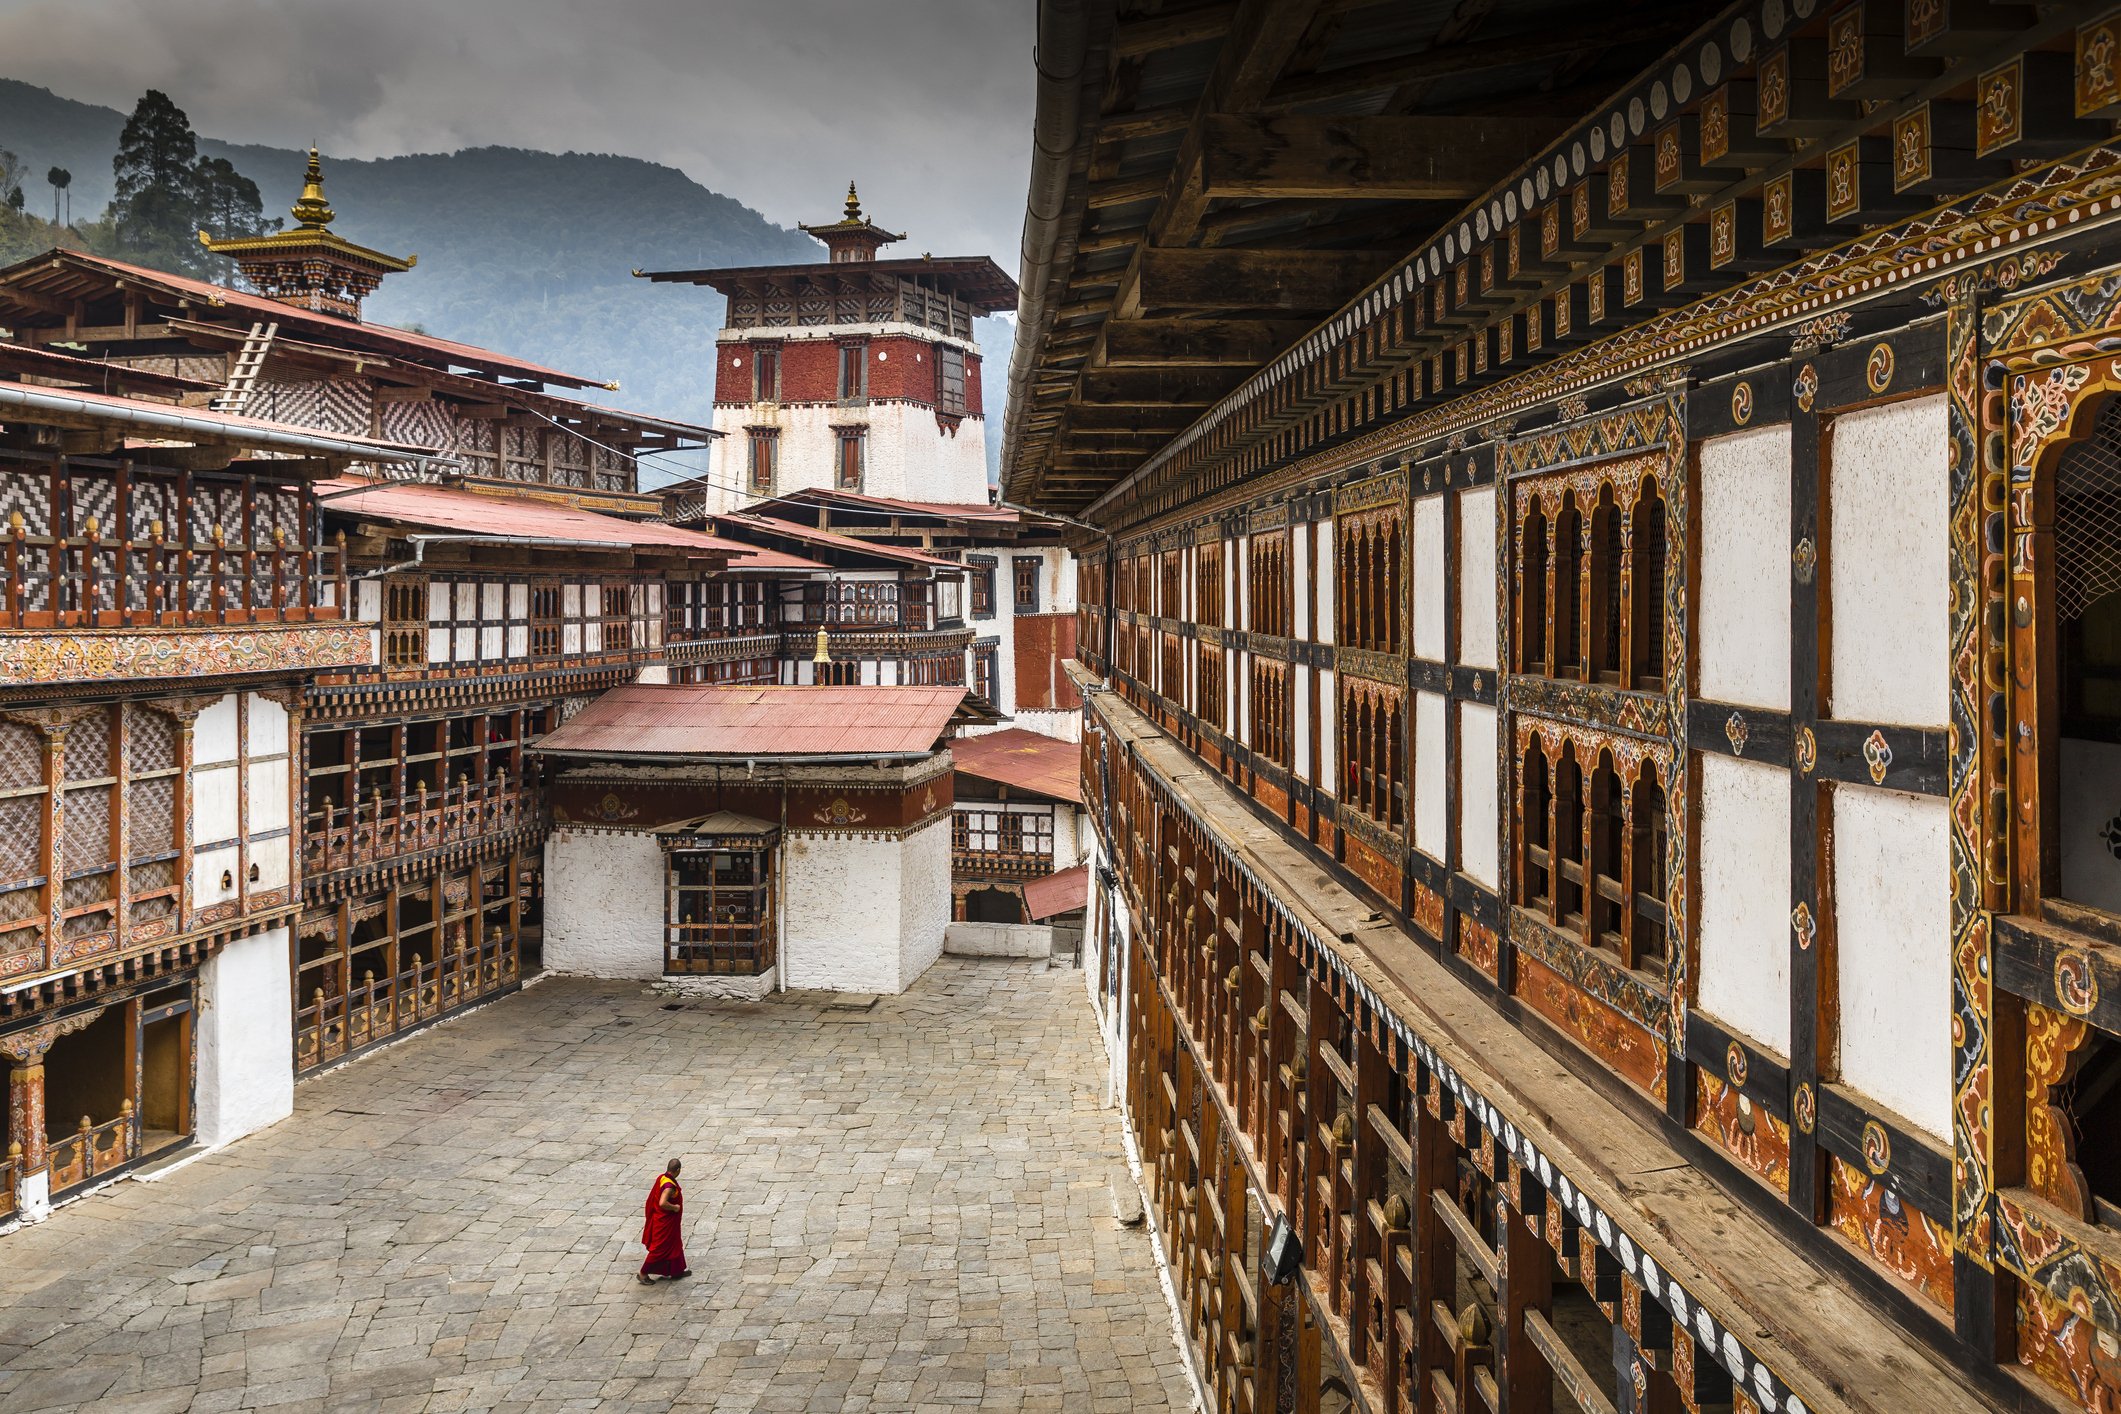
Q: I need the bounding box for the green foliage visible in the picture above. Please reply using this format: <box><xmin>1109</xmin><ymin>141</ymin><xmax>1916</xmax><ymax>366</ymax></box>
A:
<box><xmin>107</xmin><ymin>90</ymin><xmax>277</xmax><ymax>278</ymax></box>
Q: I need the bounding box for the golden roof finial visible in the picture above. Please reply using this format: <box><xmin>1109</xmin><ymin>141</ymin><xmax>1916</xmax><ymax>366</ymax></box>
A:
<box><xmin>843</xmin><ymin>181</ymin><xmax>861</xmax><ymax>222</ymax></box>
<box><xmin>291</xmin><ymin>146</ymin><xmax>335</xmax><ymax>230</ymax></box>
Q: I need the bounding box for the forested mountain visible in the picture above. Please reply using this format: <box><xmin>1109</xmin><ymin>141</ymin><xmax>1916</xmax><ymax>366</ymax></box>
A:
<box><xmin>0</xmin><ymin>78</ymin><xmax>1012</xmax><ymax>485</ymax></box>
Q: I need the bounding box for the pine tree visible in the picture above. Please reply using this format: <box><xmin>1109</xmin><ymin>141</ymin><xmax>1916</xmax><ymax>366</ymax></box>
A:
<box><xmin>46</xmin><ymin>167</ymin><xmax>69</xmax><ymax>228</ymax></box>
<box><xmin>108</xmin><ymin>90</ymin><xmax>206</xmax><ymax>272</ymax></box>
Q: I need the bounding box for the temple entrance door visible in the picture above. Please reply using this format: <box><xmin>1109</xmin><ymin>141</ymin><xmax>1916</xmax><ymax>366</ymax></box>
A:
<box><xmin>138</xmin><ymin>988</ymin><xmax>193</xmax><ymax>1156</ymax></box>
<box><xmin>965</xmin><ymin>886</ymin><xmax>1023</xmax><ymax>924</ymax></box>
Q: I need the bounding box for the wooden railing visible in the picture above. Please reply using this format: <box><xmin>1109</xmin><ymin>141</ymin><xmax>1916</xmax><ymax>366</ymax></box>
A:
<box><xmin>2</xmin><ymin>522</ymin><xmax>347</xmax><ymax>629</ymax></box>
<box><xmin>46</xmin><ymin>1101</ymin><xmax>136</xmax><ymax>1193</ymax></box>
<box><xmin>0</xmin><ymin>1140</ymin><xmax>17</xmax><ymax>1220</ymax></box>
<box><xmin>295</xmin><ymin>933</ymin><xmax>517</xmax><ymax>1071</ymax></box>
<box><xmin>665</xmin><ymin>922</ymin><xmax>773</xmax><ymax>976</ymax></box>
<box><xmin>952</xmin><ymin>847</ymin><xmax>1057</xmax><ymax>879</ymax></box>
<box><xmin>305</xmin><ymin>775</ymin><xmax>535</xmax><ymax>875</ymax></box>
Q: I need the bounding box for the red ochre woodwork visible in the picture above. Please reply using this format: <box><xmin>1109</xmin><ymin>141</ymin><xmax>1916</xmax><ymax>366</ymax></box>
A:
<box><xmin>1824</xmin><ymin>1152</ymin><xmax>1956</xmax><ymax>1314</ymax></box>
<box><xmin>1011</xmin><ymin>613</ymin><xmax>1080</xmax><ymax>713</ymax></box>
<box><xmin>1696</xmin><ymin>1069</ymin><xmax>1790</xmax><ymax>1197</ymax></box>
<box><xmin>1513</xmin><ymin>951</ymin><xmax>1666</xmax><ymax>1103</ymax></box>
<box><xmin>717</xmin><ymin>335</ymin><xmax>984</xmax><ymax>415</ymax></box>
<box><xmin>551</xmin><ymin>776</ymin><xmax>951</xmax><ymax>835</ymax></box>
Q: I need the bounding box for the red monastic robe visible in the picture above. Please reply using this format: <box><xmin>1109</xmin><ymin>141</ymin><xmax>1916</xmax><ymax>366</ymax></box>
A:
<box><xmin>640</xmin><ymin>1174</ymin><xmax>686</xmax><ymax>1276</ymax></box>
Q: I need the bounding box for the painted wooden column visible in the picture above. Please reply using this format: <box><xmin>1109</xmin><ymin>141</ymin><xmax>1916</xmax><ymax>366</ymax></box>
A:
<box><xmin>1786</xmin><ymin>366</ymin><xmax>1830</xmax><ymax>1224</ymax></box>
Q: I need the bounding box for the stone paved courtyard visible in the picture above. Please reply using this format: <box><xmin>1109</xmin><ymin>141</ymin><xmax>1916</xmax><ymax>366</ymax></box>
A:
<box><xmin>0</xmin><ymin>958</ymin><xmax>1195</xmax><ymax>1413</ymax></box>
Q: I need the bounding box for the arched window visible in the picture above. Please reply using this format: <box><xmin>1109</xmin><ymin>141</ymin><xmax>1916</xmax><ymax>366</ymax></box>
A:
<box><xmin>1629</xmin><ymin>772</ymin><xmax>1669</xmax><ymax>977</ymax></box>
<box><xmin>1521</xmin><ymin>744</ymin><xmax>1551</xmax><ymax>908</ymax></box>
<box><xmin>1554</xmin><ymin>746</ymin><xmax>1585</xmax><ymax>923</ymax></box>
<box><xmin>1590</xmin><ymin>487</ymin><xmax>1623</xmax><ymax>685</ymax></box>
<box><xmin>1555</xmin><ymin>497</ymin><xmax>1583</xmax><ymax>675</ymax></box>
<box><xmin>1520</xmin><ymin>503</ymin><xmax>1548</xmax><ymax>673</ymax></box>
<box><xmin>1632</xmin><ymin>482</ymin><xmax>1668</xmax><ymax>691</ymax></box>
<box><xmin>1588</xmin><ymin>754</ymin><xmax>1625</xmax><ymax>950</ymax></box>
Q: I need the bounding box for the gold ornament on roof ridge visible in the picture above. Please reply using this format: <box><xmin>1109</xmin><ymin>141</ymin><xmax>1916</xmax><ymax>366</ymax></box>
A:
<box><xmin>291</xmin><ymin>146</ymin><xmax>335</xmax><ymax>229</ymax></box>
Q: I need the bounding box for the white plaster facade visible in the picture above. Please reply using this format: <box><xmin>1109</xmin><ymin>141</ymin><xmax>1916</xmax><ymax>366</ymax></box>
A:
<box><xmin>1457</xmin><ymin>703</ymin><xmax>1500</xmax><ymax>890</ymax></box>
<box><xmin>1414</xmin><ymin>691</ymin><xmax>1448</xmax><ymax>864</ymax></box>
<box><xmin>194</xmin><ymin>926</ymin><xmax>295</xmax><ymax>1149</ymax></box>
<box><xmin>1697</xmin><ymin>424</ymin><xmax>1793</xmax><ymax>710</ymax></box>
<box><xmin>782</xmin><ymin>818</ymin><xmax>951</xmax><ymax>993</ymax></box>
<box><xmin>1827</xmin><ymin>395</ymin><xmax>1948</xmax><ymax>728</ymax></box>
<box><xmin>709</xmin><ymin>324</ymin><xmax>991</xmax><ymax>512</ymax></box>
<box><xmin>1830</xmin><ymin>783</ymin><xmax>1953</xmax><ymax>1140</ymax></box>
<box><xmin>1696</xmin><ymin>753</ymin><xmax>1792</xmax><ymax>1054</ymax></box>
<box><xmin>544</xmin><ymin>829</ymin><xmax>671</xmax><ymax>979</ymax></box>
<box><xmin>189</xmin><ymin>692</ymin><xmax>294</xmax><ymax>917</ymax></box>
<box><xmin>960</xmin><ymin>546</ymin><xmax>1081</xmax><ymax>745</ymax></box>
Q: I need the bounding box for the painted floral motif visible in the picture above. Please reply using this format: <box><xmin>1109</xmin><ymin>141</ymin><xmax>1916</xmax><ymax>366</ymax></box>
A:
<box><xmin>1794</xmin><ymin>725</ymin><xmax>1817</xmax><ymax>774</ymax></box>
<box><xmin>1866</xmin><ymin>342</ymin><xmax>1896</xmax><ymax>395</ymax></box>
<box><xmin>2055</xmin><ymin>949</ymin><xmax>2101</xmax><ymax>1019</ymax></box>
<box><xmin>1861</xmin><ymin>1119</ymin><xmax>1893</xmax><ymax>1176</ymax></box>
<box><xmin>1725</xmin><ymin>1040</ymin><xmax>1749</xmax><ymax>1089</ymax></box>
<box><xmin>813</xmin><ymin>795</ymin><xmax>870</xmax><ymax>827</ymax></box>
<box><xmin>1725</xmin><ymin>711</ymin><xmax>1750</xmax><ymax>756</ymax></box>
<box><xmin>1863</xmin><ymin>729</ymin><xmax>1893</xmax><ymax>784</ymax></box>
<box><xmin>1795</xmin><ymin>1081</ymin><xmax>1816</xmax><ymax>1135</ymax></box>
<box><xmin>1792</xmin><ymin>361</ymin><xmax>1819</xmax><ymax>412</ymax></box>
<box><xmin>1791</xmin><ymin>900</ymin><xmax>1816</xmax><ymax>952</ymax></box>
<box><xmin>1730</xmin><ymin>381</ymin><xmax>1753</xmax><ymax>425</ymax></box>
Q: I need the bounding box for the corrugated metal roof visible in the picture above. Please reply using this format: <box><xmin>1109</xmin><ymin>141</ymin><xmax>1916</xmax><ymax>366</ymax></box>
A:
<box><xmin>316</xmin><ymin>477</ymin><xmax>816</xmax><ymax>566</ymax></box>
<box><xmin>534</xmin><ymin>684</ymin><xmax>967</xmax><ymax>759</ymax></box>
<box><xmin>714</xmin><ymin>511</ymin><xmax>956</xmax><ymax>568</ymax></box>
<box><xmin>5</xmin><ymin>250</ymin><xmax>604</xmax><ymax>388</ymax></box>
<box><xmin>950</xmin><ymin>728</ymin><xmax>1083</xmax><ymax>804</ymax></box>
<box><xmin>1024</xmin><ymin>864</ymin><xmax>1089</xmax><ymax>921</ymax></box>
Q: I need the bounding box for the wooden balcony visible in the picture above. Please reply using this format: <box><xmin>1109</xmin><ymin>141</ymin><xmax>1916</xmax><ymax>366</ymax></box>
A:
<box><xmin>46</xmin><ymin>1102</ymin><xmax>137</xmax><ymax>1196</ymax></box>
<box><xmin>304</xmin><ymin>776</ymin><xmax>540</xmax><ymax>878</ymax></box>
<box><xmin>665</xmin><ymin>922</ymin><xmax>774</xmax><ymax>976</ymax></box>
<box><xmin>295</xmin><ymin>933</ymin><xmax>518</xmax><ymax>1072</ymax></box>
<box><xmin>952</xmin><ymin>847</ymin><xmax>1058</xmax><ymax>880</ymax></box>
<box><xmin>2</xmin><ymin>522</ymin><xmax>347</xmax><ymax>630</ymax></box>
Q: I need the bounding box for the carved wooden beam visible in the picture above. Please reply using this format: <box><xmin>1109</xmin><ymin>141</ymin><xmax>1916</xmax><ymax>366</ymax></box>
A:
<box><xmin>1198</xmin><ymin>114</ymin><xmax>1554</xmax><ymax>202</ymax></box>
<box><xmin>1138</xmin><ymin>248</ymin><xmax>1397</xmax><ymax>312</ymax></box>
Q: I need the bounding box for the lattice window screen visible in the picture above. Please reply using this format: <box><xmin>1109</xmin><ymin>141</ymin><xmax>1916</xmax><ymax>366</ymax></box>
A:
<box><xmin>2056</xmin><ymin>396</ymin><xmax>2121</xmax><ymax>622</ymax></box>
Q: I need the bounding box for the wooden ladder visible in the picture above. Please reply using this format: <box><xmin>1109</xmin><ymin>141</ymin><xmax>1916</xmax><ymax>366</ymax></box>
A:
<box><xmin>210</xmin><ymin>320</ymin><xmax>278</xmax><ymax>414</ymax></box>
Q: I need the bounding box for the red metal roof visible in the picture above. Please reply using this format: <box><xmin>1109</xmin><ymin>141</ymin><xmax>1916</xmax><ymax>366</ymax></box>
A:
<box><xmin>1024</xmin><ymin>864</ymin><xmax>1089</xmax><ymax>921</ymax></box>
<box><xmin>3</xmin><ymin>249</ymin><xmax>603</xmax><ymax>388</ymax></box>
<box><xmin>950</xmin><ymin>728</ymin><xmax>1083</xmax><ymax>804</ymax></box>
<box><xmin>757</xmin><ymin>487</ymin><xmax>1023</xmax><ymax>522</ymax></box>
<box><xmin>535</xmin><ymin>684</ymin><xmax>967</xmax><ymax>759</ymax></box>
<box><xmin>316</xmin><ymin>477</ymin><xmax>815</xmax><ymax>565</ymax></box>
<box><xmin>713</xmin><ymin>511</ymin><xmax>956</xmax><ymax>568</ymax></box>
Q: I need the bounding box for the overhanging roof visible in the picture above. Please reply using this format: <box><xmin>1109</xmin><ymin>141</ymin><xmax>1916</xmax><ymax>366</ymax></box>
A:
<box><xmin>316</xmin><ymin>477</ymin><xmax>787</xmax><ymax>563</ymax></box>
<box><xmin>534</xmin><ymin>684</ymin><xmax>970</xmax><ymax>761</ymax></box>
<box><xmin>636</xmin><ymin>255</ymin><xmax>1018</xmax><ymax>314</ymax></box>
<box><xmin>1001</xmin><ymin>0</ymin><xmax>1706</xmax><ymax>516</ymax></box>
<box><xmin>1024</xmin><ymin>864</ymin><xmax>1089</xmax><ymax>921</ymax></box>
<box><xmin>951</xmin><ymin>728</ymin><xmax>1084</xmax><ymax>804</ymax></box>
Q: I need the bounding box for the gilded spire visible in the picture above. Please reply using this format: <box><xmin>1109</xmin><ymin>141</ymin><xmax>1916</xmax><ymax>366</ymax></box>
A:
<box><xmin>843</xmin><ymin>181</ymin><xmax>861</xmax><ymax>222</ymax></box>
<box><xmin>291</xmin><ymin>146</ymin><xmax>334</xmax><ymax>230</ymax></box>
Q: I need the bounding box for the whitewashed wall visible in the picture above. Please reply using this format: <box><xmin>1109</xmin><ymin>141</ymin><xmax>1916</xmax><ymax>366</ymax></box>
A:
<box><xmin>1698</xmin><ymin>425</ymin><xmax>1793</xmax><ymax>709</ymax></box>
<box><xmin>1414</xmin><ymin>691</ymin><xmax>1448</xmax><ymax>863</ymax></box>
<box><xmin>1696</xmin><ymin>753</ymin><xmax>1791</xmax><ymax>1053</ymax></box>
<box><xmin>1828</xmin><ymin>395</ymin><xmax>1948</xmax><ymax>726</ymax></box>
<box><xmin>1458</xmin><ymin>704</ymin><xmax>1499</xmax><ymax>889</ymax></box>
<box><xmin>1412</xmin><ymin>497</ymin><xmax>1446</xmax><ymax>660</ymax></box>
<box><xmin>1456</xmin><ymin>489</ymin><xmax>1497</xmax><ymax>670</ymax></box>
<box><xmin>544</xmin><ymin>829</ymin><xmax>668</xmax><ymax>978</ymax></box>
<box><xmin>194</xmin><ymin>925</ymin><xmax>294</xmax><ymax>1149</ymax></box>
<box><xmin>1831</xmin><ymin>785</ymin><xmax>1952</xmax><ymax>1139</ymax></box>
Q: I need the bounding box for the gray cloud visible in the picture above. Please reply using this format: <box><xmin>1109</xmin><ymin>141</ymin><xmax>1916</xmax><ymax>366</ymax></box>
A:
<box><xmin>0</xmin><ymin>0</ymin><xmax>1035</xmax><ymax>262</ymax></box>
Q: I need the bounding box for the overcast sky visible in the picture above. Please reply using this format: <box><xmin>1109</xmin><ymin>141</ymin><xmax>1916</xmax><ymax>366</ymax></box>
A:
<box><xmin>0</xmin><ymin>0</ymin><xmax>1037</xmax><ymax>264</ymax></box>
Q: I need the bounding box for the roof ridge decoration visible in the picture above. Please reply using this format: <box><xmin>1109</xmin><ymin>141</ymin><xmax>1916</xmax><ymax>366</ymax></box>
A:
<box><xmin>201</xmin><ymin>147</ymin><xmax>415</xmax><ymax>322</ymax></box>
<box><xmin>796</xmin><ymin>180</ymin><xmax>908</xmax><ymax>263</ymax></box>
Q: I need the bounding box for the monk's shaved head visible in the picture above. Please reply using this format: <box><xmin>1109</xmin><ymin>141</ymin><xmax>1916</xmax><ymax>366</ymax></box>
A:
<box><xmin>666</xmin><ymin>1159</ymin><xmax>682</xmax><ymax>1176</ymax></box>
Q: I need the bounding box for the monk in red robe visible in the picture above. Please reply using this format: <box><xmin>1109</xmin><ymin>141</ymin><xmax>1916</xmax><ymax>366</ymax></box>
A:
<box><xmin>637</xmin><ymin>1159</ymin><xmax>689</xmax><ymax>1283</ymax></box>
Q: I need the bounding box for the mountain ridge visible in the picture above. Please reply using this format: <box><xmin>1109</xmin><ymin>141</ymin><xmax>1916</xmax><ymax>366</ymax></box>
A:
<box><xmin>0</xmin><ymin>78</ymin><xmax>1011</xmax><ymax>487</ymax></box>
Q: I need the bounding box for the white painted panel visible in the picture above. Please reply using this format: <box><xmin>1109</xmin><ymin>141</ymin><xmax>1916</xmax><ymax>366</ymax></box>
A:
<box><xmin>563</xmin><ymin>583</ymin><xmax>581</xmax><ymax>617</ymax></box>
<box><xmin>481</xmin><ymin>626</ymin><xmax>503</xmax><ymax>659</ymax></box>
<box><xmin>192</xmin><ymin>762</ymin><xmax>240</xmax><ymax>844</ymax></box>
<box><xmin>509</xmin><ymin>583</ymin><xmax>528</xmax><ymax>617</ymax></box>
<box><xmin>194</xmin><ymin>694</ymin><xmax>239</xmax><ymax>765</ymax></box>
<box><xmin>456</xmin><ymin>626</ymin><xmax>476</xmax><ymax>659</ymax></box>
<box><xmin>1458</xmin><ymin>704</ymin><xmax>1499</xmax><ymax>888</ymax></box>
<box><xmin>1698</xmin><ymin>424</ymin><xmax>1793</xmax><ymax>709</ymax></box>
<box><xmin>585</xmin><ymin>622</ymin><xmax>604</xmax><ymax>655</ymax></box>
<box><xmin>244</xmin><ymin>692</ymin><xmax>287</xmax><ymax>752</ymax></box>
<box><xmin>428</xmin><ymin>627</ymin><xmax>450</xmax><ymax>663</ymax></box>
<box><xmin>1697</xmin><ymin>753</ymin><xmax>1791</xmax><ymax>1053</ymax></box>
<box><xmin>1456</xmin><ymin>488</ymin><xmax>1497</xmax><ymax>670</ymax></box>
<box><xmin>246</xmin><ymin>759</ymin><xmax>289</xmax><ymax>833</ymax></box>
<box><xmin>545</xmin><ymin>829</ymin><xmax>668</xmax><ymax>978</ymax></box>
<box><xmin>1315</xmin><ymin>523</ymin><xmax>1335</xmax><ymax>646</ymax></box>
<box><xmin>1317</xmin><ymin>668</ymin><xmax>1335</xmax><ymax>795</ymax></box>
<box><xmin>251</xmin><ymin>834</ymin><xmax>290</xmax><ymax>890</ymax></box>
<box><xmin>563</xmin><ymin>624</ymin><xmax>582</xmax><ymax>655</ymax></box>
<box><xmin>1294</xmin><ymin>665</ymin><xmax>1312</xmax><ymax>777</ymax></box>
<box><xmin>428</xmin><ymin>585</ymin><xmax>450</xmax><ymax>622</ymax></box>
<box><xmin>1832</xmin><ymin>785</ymin><xmax>1952</xmax><ymax>1139</ymax></box>
<box><xmin>1293</xmin><ymin>523</ymin><xmax>1312</xmax><ymax>639</ymax></box>
<box><xmin>191</xmin><ymin>842</ymin><xmax>240</xmax><ymax>906</ymax></box>
<box><xmin>455</xmin><ymin>582</ymin><xmax>476</xmax><ymax>619</ymax></box>
<box><xmin>357</xmin><ymin>580</ymin><xmax>381</xmax><ymax>622</ymax></box>
<box><xmin>1414</xmin><ymin>690</ymin><xmax>1448</xmax><ymax>862</ymax></box>
<box><xmin>507</xmin><ymin>625</ymin><xmax>528</xmax><ymax>658</ymax></box>
<box><xmin>1829</xmin><ymin>394</ymin><xmax>1948</xmax><ymax>726</ymax></box>
<box><xmin>1238</xmin><ymin>651</ymin><xmax>1251</xmax><ymax>740</ymax></box>
<box><xmin>1237</xmin><ymin>534</ymin><xmax>1251</xmax><ymax>630</ymax></box>
<box><xmin>1412</xmin><ymin>496</ymin><xmax>1447</xmax><ymax>660</ymax></box>
<box><xmin>482</xmin><ymin>582</ymin><xmax>502</xmax><ymax>619</ymax></box>
<box><xmin>194</xmin><ymin>926</ymin><xmax>293</xmax><ymax>1148</ymax></box>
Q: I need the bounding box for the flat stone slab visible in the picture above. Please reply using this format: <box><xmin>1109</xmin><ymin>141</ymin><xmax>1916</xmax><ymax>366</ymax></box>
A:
<box><xmin>0</xmin><ymin>959</ymin><xmax>1194</xmax><ymax>1413</ymax></box>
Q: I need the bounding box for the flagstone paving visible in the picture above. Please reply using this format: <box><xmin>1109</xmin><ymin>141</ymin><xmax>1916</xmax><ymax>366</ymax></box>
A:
<box><xmin>0</xmin><ymin>958</ymin><xmax>1194</xmax><ymax>1412</ymax></box>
